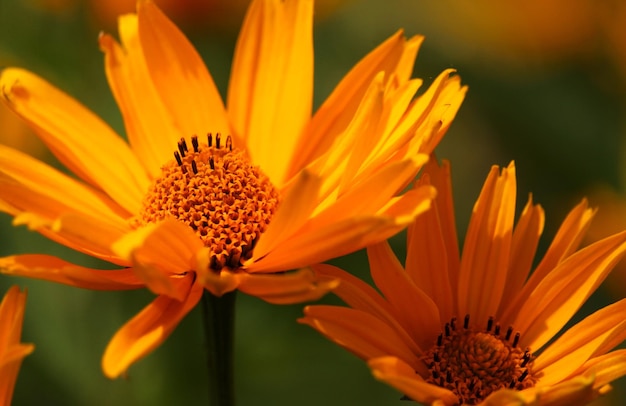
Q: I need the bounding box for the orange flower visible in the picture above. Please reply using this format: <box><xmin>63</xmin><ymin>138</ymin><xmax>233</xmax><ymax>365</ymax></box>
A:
<box><xmin>301</xmin><ymin>158</ymin><xmax>626</xmax><ymax>405</ymax></box>
<box><xmin>0</xmin><ymin>286</ymin><xmax>33</xmax><ymax>406</ymax></box>
<box><xmin>0</xmin><ymin>0</ymin><xmax>465</xmax><ymax>378</ymax></box>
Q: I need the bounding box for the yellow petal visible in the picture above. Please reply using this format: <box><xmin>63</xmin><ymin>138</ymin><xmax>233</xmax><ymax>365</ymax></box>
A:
<box><xmin>112</xmin><ymin>219</ymin><xmax>203</xmax><ymax>300</ymax></box>
<box><xmin>288</xmin><ymin>31</ymin><xmax>416</xmax><ymax>176</ymax></box>
<box><xmin>237</xmin><ymin>267</ymin><xmax>338</xmax><ymax>304</ymax></box>
<box><xmin>577</xmin><ymin>349</ymin><xmax>626</xmax><ymax>390</ymax></box>
<box><xmin>533</xmin><ymin>375</ymin><xmax>596</xmax><ymax>406</ymax></box>
<box><xmin>0</xmin><ymin>254</ymin><xmax>143</xmax><ymax>290</ymax></box>
<box><xmin>299</xmin><ymin>305</ymin><xmax>421</xmax><ymax>370</ymax></box>
<box><xmin>136</xmin><ymin>1</ymin><xmax>229</xmax><ymax>141</ymax></box>
<box><xmin>516</xmin><ymin>231</ymin><xmax>626</xmax><ymax>350</ymax></box>
<box><xmin>102</xmin><ymin>279</ymin><xmax>202</xmax><ymax>379</ymax></box>
<box><xmin>228</xmin><ymin>0</ymin><xmax>313</xmax><ymax>186</ymax></box>
<box><xmin>99</xmin><ymin>20</ymin><xmax>179</xmax><ymax>177</ymax></box>
<box><xmin>458</xmin><ymin>162</ymin><xmax>516</xmax><ymax>326</ymax></box>
<box><xmin>533</xmin><ymin>299</ymin><xmax>626</xmax><ymax>385</ymax></box>
<box><xmin>368</xmin><ymin>356</ymin><xmax>458</xmax><ymax>405</ymax></box>
<box><xmin>0</xmin><ymin>68</ymin><xmax>149</xmax><ymax>214</ymax></box>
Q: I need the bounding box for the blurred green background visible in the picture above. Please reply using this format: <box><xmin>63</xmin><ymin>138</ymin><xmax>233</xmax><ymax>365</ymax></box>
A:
<box><xmin>1</xmin><ymin>0</ymin><xmax>626</xmax><ymax>404</ymax></box>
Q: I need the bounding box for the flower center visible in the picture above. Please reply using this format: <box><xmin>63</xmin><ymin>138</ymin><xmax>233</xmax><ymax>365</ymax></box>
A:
<box><xmin>422</xmin><ymin>315</ymin><xmax>538</xmax><ymax>405</ymax></box>
<box><xmin>133</xmin><ymin>134</ymin><xmax>280</xmax><ymax>271</ymax></box>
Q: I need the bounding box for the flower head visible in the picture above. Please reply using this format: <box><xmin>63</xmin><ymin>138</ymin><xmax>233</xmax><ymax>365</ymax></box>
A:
<box><xmin>0</xmin><ymin>286</ymin><xmax>34</xmax><ymax>406</ymax></box>
<box><xmin>0</xmin><ymin>0</ymin><xmax>465</xmax><ymax>378</ymax></box>
<box><xmin>300</xmin><ymin>158</ymin><xmax>626</xmax><ymax>405</ymax></box>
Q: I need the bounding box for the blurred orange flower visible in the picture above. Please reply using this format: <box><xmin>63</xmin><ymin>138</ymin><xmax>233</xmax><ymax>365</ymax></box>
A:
<box><xmin>0</xmin><ymin>286</ymin><xmax>33</xmax><ymax>406</ymax></box>
<box><xmin>301</xmin><ymin>158</ymin><xmax>626</xmax><ymax>405</ymax></box>
<box><xmin>0</xmin><ymin>0</ymin><xmax>465</xmax><ymax>378</ymax></box>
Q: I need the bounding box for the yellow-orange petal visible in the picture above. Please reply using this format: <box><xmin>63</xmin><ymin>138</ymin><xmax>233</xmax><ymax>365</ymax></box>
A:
<box><xmin>368</xmin><ymin>241</ymin><xmax>441</xmax><ymax>350</ymax></box>
<box><xmin>228</xmin><ymin>0</ymin><xmax>313</xmax><ymax>186</ymax></box>
<box><xmin>457</xmin><ymin>162</ymin><xmax>516</xmax><ymax>327</ymax></box>
<box><xmin>368</xmin><ymin>356</ymin><xmax>459</xmax><ymax>405</ymax></box>
<box><xmin>516</xmin><ymin>231</ymin><xmax>626</xmax><ymax>350</ymax></box>
<box><xmin>313</xmin><ymin>264</ymin><xmax>422</xmax><ymax>355</ymax></box>
<box><xmin>299</xmin><ymin>305</ymin><xmax>422</xmax><ymax>371</ymax></box>
<box><xmin>237</xmin><ymin>267</ymin><xmax>338</xmax><ymax>304</ymax></box>
<box><xmin>0</xmin><ymin>144</ymin><xmax>126</xmax><ymax>224</ymax></box>
<box><xmin>247</xmin><ymin>186</ymin><xmax>433</xmax><ymax>274</ymax></box>
<box><xmin>0</xmin><ymin>68</ymin><xmax>149</xmax><ymax>214</ymax></box>
<box><xmin>112</xmin><ymin>219</ymin><xmax>204</xmax><ymax>300</ymax></box>
<box><xmin>136</xmin><ymin>1</ymin><xmax>229</xmax><ymax>142</ymax></box>
<box><xmin>0</xmin><ymin>255</ymin><xmax>143</xmax><ymax>290</ymax></box>
<box><xmin>532</xmin><ymin>375</ymin><xmax>596</xmax><ymax>406</ymax></box>
<box><xmin>252</xmin><ymin>169</ymin><xmax>323</xmax><ymax>261</ymax></box>
<box><xmin>533</xmin><ymin>299</ymin><xmax>626</xmax><ymax>385</ymax></box>
<box><xmin>102</xmin><ymin>279</ymin><xmax>203</xmax><ymax>379</ymax></box>
<box><xmin>498</xmin><ymin>195</ymin><xmax>544</xmax><ymax>316</ymax></box>
<box><xmin>407</xmin><ymin>162</ymin><xmax>457</xmax><ymax>321</ymax></box>
<box><xmin>0</xmin><ymin>286</ymin><xmax>34</xmax><ymax>406</ymax></box>
<box><xmin>99</xmin><ymin>20</ymin><xmax>179</xmax><ymax>177</ymax></box>
<box><xmin>288</xmin><ymin>31</ymin><xmax>416</xmax><ymax>176</ymax></box>
<box><xmin>503</xmin><ymin>200</ymin><xmax>595</xmax><ymax>324</ymax></box>
<box><xmin>576</xmin><ymin>349</ymin><xmax>626</xmax><ymax>390</ymax></box>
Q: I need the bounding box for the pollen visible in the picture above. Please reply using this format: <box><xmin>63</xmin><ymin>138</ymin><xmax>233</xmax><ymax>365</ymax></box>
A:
<box><xmin>422</xmin><ymin>315</ymin><xmax>539</xmax><ymax>405</ymax></box>
<box><xmin>133</xmin><ymin>133</ymin><xmax>280</xmax><ymax>271</ymax></box>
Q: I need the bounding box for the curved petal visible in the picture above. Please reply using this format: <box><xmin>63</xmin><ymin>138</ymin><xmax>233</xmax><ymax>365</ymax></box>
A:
<box><xmin>247</xmin><ymin>185</ymin><xmax>434</xmax><ymax>273</ymax></box>
<box><xmin>228</xmin><ymin>0</ymin><xmax>313</xmax><ymax>186</ymax></box>
<box><xmin>533</xmin><ymin>299</ymin><xmax>626</xmax><ymax>385</ymax></box>
<box><xmin>457</xmin><ymin>162</ymin><xmax>516</xmax><ymax>327</ymax></box>
<box><xmin>237</xmin><ymin>267</ymin><xmax>338</xmax><ymax>304</ymax></box>
<box><xmin>136</xmin><ymin>1</ymin><xmax>229</xmax><ymax>143</ymax></box>
<box><xmin>516</xmin><ymin>231</ymin><xmax>626</xmax><ymax>350</ymax></box>
<box><xmin>102</xmin><ymin>278</ymin><xmax>202</xmax><ymax>379</ymax></box>
<box><xmin>288</xmin><ymin>31</ymin><xmax>419</xmax><ymax>176</ymax></box>
<box><xmin>0</xmin><ymin>144</ymin><xmax>127</xmax><ymax>224</ymax></box>
<box><xmin>299</xmin><ymin>305</ymin><xmax>422</xmax><ymax>371</ymax></box>
<box><xmin>575</xmin><ymin>349</ymin><xmax>626</xmax><ymax>390</ymax></box>
<box><xmin>532</xmin><ymin>375</ymin><xmax>596</xmax><ymax>406</ymax></box>
<box><xmin>0</xmin><ymin>68</ymin><xmax>149</xmax><ymax>214</ymax></box>
<box><xmin>112</xmin><ymin>219</ymin><xmax>203</xmax><ymax>300</ymax></box>
<box><xmin>368</xmin><ymin>357</ymin><xmax>458</xmax><ymax>405</ymax></box>
<box><xmin>99</xmin><ymin>17</ymin><xmax>180</xmax><ymax>177</ymax></box>
<box><xmin>0</xmin><ymin>255</ymin><xmax>143</xmax><ymax>290</ymax></box>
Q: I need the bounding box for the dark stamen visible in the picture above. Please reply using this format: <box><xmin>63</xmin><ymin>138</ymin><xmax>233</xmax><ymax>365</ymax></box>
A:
<box><xmin>174</xmin><ymin>151</ymin><xmax>183</xmax><ymax>166</ymax></box>
<box><xmin>509</xmin><ymin>379</ymin><xmax>516</xmax><ymax>389</ymax></box>
<box><xmin>191</xmin><ymin>135</ymin><xmax>199</xmax><ymax>152</ymax></box>
<box><xmin>433</xmin><ymin>352</ymin><xmax>440</xmax><ymax>362</ymax></box>
<box><xmin>450</xmin><ymin>317</ymin><xmax>457</xmax><ymax>331</ymax></box>
<box><xmin>521</xmin><ymin>351</ymin><xmax>531</xmax><ymax>367</ymax></box>
<box><xmin>209</xmin><ymin>156</ymin><xmax>215</xmax><ymax>170</ymax></box>
<box><xmin>464</xmin><ymin>314</ymin><xmax>470</xmax><ymax>329</ymax></box>
<box><xmin>191</xmin><ymin>160</ymin><xmax>198</xmax><ymax>175</ymax></box>
<box><xmin>512</xmin><ymin>332</ymin><xmax>520</xmax><ymax>347</ymax></box>
<box><xmin>437</xmin><ymin>334</ymin><xmax>443</xmax><ymax>346</ymax></box>
<box><xmin>216</xmin><ymin>132</ymin><xmax>221</xmax><ymax>149</ymax></box>
<box><xmin>446</xmin><ymin>371</ymin><xmax>452</xmax><ymax>383</ymax></box>
<box><xmin>505</xmin><ymin>326</ymin><xmax>513</xmax><ymax>341</ymax></box>
<box><xmin>226</xmin><ymin>135</ymin><xmax>233</xmax><ymax>151</ymax></box>
<box><xmin>518</xmin><ymin>370</ymin><xmax>529</xmax><ymax>382</ymax></box>
<box><xmin>494</xmin><ymin>324</ymin><xmax>501</xmax><ymax>336</ymax></box>
<box><xmin>486</xmin><ymin>317</ymin><xmax>494</xmax><ymax>332</ymax></box>
<box><xmin>208</xmin><ymin>132</ymin><xmax>213</xmax><ymax>147</ymax></box>
<box><xmin>445</xmin><ymin>323</ymin><xmax>450</xmax><ymax>337</ymax></box>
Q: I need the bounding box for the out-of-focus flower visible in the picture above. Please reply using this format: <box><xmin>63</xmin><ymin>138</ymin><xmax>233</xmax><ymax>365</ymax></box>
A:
<box><xmin>301</xmin><ymin>158</ymin><xmax>626</xmax><ymax>405</ymax></box>
<box><xmin>0</xmin><ymin>0</ymin><xmax>465</xmax><ymax>378</ymax></box>
<box><xmin>0</xmin><ymin>286</ymin><xmax>34</xmax><ymax>406</ymax></box>
<box><xmin>409</xmin><ymin>0</ymin><xmax>600</xmax><ymax>68</ymax></box>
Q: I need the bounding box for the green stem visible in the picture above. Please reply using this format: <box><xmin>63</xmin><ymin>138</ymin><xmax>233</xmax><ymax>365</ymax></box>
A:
<box><xmin>201</xmin><ymin>290</ymin><xmax>237</xmax><ymax>406</ymax></box>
